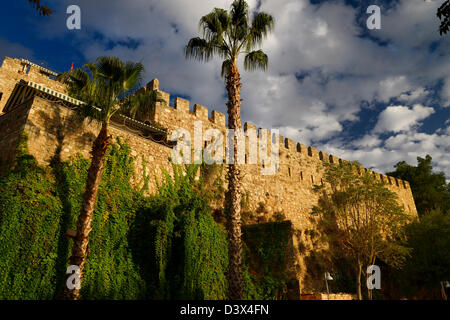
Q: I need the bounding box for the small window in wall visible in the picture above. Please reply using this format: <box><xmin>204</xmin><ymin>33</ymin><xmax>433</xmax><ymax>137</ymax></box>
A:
<box><xmin>288</xmin><ymin>167</ymin><xmax>291</xmax><ymax>177</ymax></box>
<box><xmin>0</xmin><ymin>92</ymin><xmax>3</xmax><ymax>101</ymax></box>
<box><xmin>300</xmin><ymin>171</ymin><xmax>303</xmax><ymax>180</ymax></box>
<box><xmin>311</xmin><ymin>175</ymin><xmax>314</xmax><ymax>184</ymax></box>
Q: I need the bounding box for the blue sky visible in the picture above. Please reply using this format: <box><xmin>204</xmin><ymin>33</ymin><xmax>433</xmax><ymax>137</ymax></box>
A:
<box><xmin>0</xmin><ymin>0</ymin><xmax>449</xmax><ymax>178</ymax></box>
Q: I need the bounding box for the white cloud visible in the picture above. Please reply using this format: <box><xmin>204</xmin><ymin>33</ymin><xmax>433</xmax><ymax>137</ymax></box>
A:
<box><xmin>441</xmin><ymin>77</ymin><xmax>450</xmax><ymax>107</ymax></box>
<box><xmin>398</xmin><ymin>87</ymin><xmax>429</xmax><ymax>103</ymax></box>
<box><xmin>352</xmin><ymin>134</ymin><xmax>382</xmax><ymax>148</ymax></box>
<box><xmin>377</xmin><ymin>76</ymin><xmax>411</xmax><ymax>103</ymax></box>
<box><xmin>373</xmin><ymin>104</ymin><xmax>435</xmax><ymax>133</ymax></box>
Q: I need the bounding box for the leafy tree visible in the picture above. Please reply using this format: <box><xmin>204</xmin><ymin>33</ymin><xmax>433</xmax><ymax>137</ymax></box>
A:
<box><xmin>438</xmin><ymin>0</ymin><xmax>450</xmax><ymax>35</ymax></box>
<box><xmin>388</xmin><ymin>155</ymin><xmax>450</xmax><ymax>216</ymax></box>
<box><xmin>185</xmin><ymin>0</ymin><xmax>274</xmax><ymax>299</ymax></box>
<box><xmin>312</xmin><ymin>161</ymin><xmax>411</xmax><ymax>300</ymax></box>
<box><xmin>58</xmin><ymin>57</ymin><xmax>152</xmax><ymax>300</ymax></box>
<box><xmin>28</xmin><ymin>0</ymin><xmax>52</xmax><ymax>16</ymax></box>
<box><xmin>399</xmin><ymin>209</ymin><xmax>450</xmax><ymax>299</ymax></box>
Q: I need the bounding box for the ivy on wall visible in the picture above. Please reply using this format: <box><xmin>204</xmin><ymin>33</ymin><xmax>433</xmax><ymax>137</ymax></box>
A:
<box><xmin>0</xmin><ymin>134</ymin><xmax>228</xmax><ymax>299</ymax></box>
<box><xmin>242</xmin><ymin>221</ymin><xmax>292</xmax><ymax>300</ymax></box>
<box><xmin>0</xmin><ymin>133</ymin><xmax>292</xmax><ymax>300</ymax></box>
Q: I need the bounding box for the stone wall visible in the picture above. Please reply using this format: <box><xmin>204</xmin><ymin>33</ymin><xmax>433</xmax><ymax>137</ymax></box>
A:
<box><xmin>23</xmin><ymin>95</ymin><xmax>173</xmax><ymax>195</ymax></box>
<box><xmin>0</xmin><ymin>97</ymin><xmax>33</xmax><ymax>173</ymax></box>
<box><xmin>0</xmin><ymin>56</ymin><xmax>419</xmax><ymax>295</ymax></box>
<box><xmin>0</xmin><ymin>57</ymin><xmax>66</xmax><ymax>114</ymax></box>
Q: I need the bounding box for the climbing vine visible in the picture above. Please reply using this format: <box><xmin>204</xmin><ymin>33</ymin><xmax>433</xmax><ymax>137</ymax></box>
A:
<box><xmin>0</xmin><ymin>134</ymin><xmax>228</xmax><ymax>299</ymax></box>
<box><xmin>0</xmin><ymin>133</ymin><xmax>290</xmax><ymax>300</ymax></box>
<box><xmin>242</xmin><ymin>221</ymin><xmax>292</xmax><ymax>300</ymax></box>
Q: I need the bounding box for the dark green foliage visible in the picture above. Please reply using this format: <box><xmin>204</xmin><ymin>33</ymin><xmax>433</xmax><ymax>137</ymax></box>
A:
<box><xmin>313</xmin><ymin>161</ymin><xmax>411</xmax><ymax>299</ymax></box>
<box><xmin>398</xmin><ymin>210</ymin><xmax>450</xmax><ymax>298</ymax></box>
<box><xmin>70</xmin><ymin>142</ymin><xmax>147</xmax><ymax>299</ymax></box>
<box><xmin>242</xmin><ymin>221</ymin><xmax>291</xmax><ymax>299</ymax></box>
<box><xmin>129</xmin><ymin>165</ymin><xmax>229</xmax><ymax>300</ymax></box>
<box><xmin>0</xmin><ymin>135</ymin><xmax>228</xmax><ymax>299</ymax></box>
<box><xmin>388</xmin><ymin>155</ymin><xmax>450</xmax><ymax>216</ymax></box>
<box><xmin>0</xmin><ymin>134</ymin><xmax>63</xmax><ymax>299</ymax></box>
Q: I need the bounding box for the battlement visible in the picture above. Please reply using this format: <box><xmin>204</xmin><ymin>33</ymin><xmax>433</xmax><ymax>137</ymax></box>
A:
<box><xmin>134</xmin><ymin>77</ymin><xmax>410</xmax><ymax>192</ymax></box>
<box><xmin>139</xmin><ymin>79</ymin><xmax>227</xmax><ymax>130</ymax></box>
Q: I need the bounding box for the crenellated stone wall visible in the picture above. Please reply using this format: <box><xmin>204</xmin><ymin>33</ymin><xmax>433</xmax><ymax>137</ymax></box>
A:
<box><xmin>0</xmin><ymin>56</ymin><xmax>418</xmax><ymax>295</ymax></box>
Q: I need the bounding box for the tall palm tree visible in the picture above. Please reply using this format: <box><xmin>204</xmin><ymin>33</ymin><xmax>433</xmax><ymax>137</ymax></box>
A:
<box><xmin>185</xmin><ymin>0</ymin><xmax>274</xmax><ymax>299</ymax></box>
<box><xmin>60</xmin><ymin>57</ymin><xmax>145</xmax><ymax>300</ymax></box>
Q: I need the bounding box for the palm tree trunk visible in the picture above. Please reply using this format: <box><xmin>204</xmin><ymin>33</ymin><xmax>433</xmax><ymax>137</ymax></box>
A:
<box><xmin>62</xmin><ymin>122</ymin><xmax>110</xmax><ymax>300</ymax></box>
<box><xmin>225</xmin><ymin>60</ymin><xmax>243</xmax><ymax>300</ymax></box>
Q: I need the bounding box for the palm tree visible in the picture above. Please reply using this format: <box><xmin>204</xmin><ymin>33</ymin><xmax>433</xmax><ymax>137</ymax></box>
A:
<box><xmin>60</xmin><ymin>57</ymin><xmax>145</xmax><ymax>300</ymax></box>
<box><xmin>185</xmin><ymin>0</ymin><xmax>274</xmax><ymax>299</ymax></box>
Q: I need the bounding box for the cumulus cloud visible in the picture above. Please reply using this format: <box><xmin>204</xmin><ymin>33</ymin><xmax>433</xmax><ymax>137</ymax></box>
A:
<box><xmin>398</xmin><ymin>87</ymin><xmax>429</xmax><ymax>103</ymax></box>
<box><xmin>377</xmin><ymin>76</ymin><xmax>412</xmax><ymax>103</ymax></box>
<box><xmin>352</xmin><ymin>134</ymin><xmax>382</xmax><ymax>148</ymax></box>
<box><xmin>373</xmin><ymin>104</ymin><xmax>435</xmax><ymax>133</ymax></box>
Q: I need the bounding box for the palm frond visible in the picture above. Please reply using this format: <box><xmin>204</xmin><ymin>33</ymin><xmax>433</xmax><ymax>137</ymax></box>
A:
<box><xmin>96</xmin><ymin>56</ymin><xmax>124</xmax><ymax>82</ymax></box>
<box><xmin>77</xmin><ymin>101</ymin><xmax>104</xmax><ymax>123</ymax></box>
<box><xmin>185</xmin><ymin>37</ymin><xmax>216</xmax><ymax>62</ymax></box>
<box><xmin>122</xmin><ymin>61</ymin><xmax>145</xmax><ymax>92</ymax></box>
<box><xmin>244</xmin><ymin>50</ymin><xmax>268</xmax><ymax>71</ymax></box>
<box><xmin>247</xmin><ymin>12</ymin><xmax>274</xmax><ymax>49</ymax></box>
<box><xmin>230</xmin><ymin>0</ymin><xmax>249</xmax><ymax>28</ymax></box>
<box><xmin>221</xmin><ymin>59</ymin><xmax>232</xmax><ymax>78</ymax></box>
<box><xmin>199</xmin><ymin>8</ymin><xmax>230</xmax><ymax>43</ymax></box>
